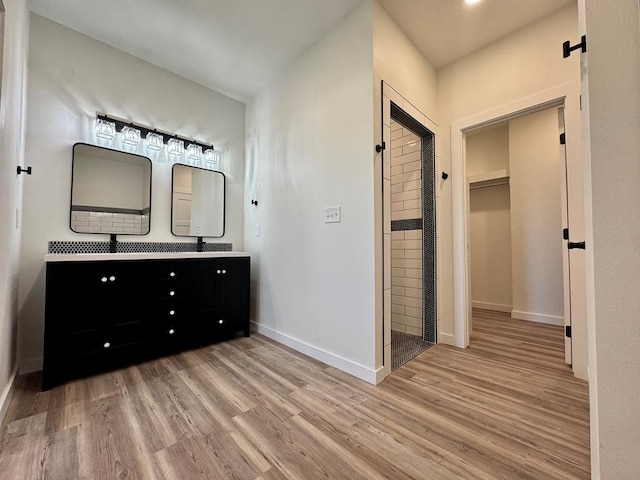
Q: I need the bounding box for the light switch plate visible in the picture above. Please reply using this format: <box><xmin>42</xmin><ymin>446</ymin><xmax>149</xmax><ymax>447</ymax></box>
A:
<box><xmin>324</xmin><ymin>206</ymin><xmax>341</xmax><ymax>223</ymax></box>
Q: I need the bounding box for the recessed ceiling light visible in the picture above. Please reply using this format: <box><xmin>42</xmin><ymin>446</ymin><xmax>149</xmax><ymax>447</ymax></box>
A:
<box><xmin>465</xmin><ymin>0</ymin><xmax>482</xmax><ymax>5</ymax></box>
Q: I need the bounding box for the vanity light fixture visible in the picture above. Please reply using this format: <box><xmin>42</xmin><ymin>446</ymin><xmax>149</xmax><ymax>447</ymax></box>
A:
<box><xmin>204</xmin><ymin>148</ymin><xmax>219</xmax><ymax>169</ymax></box>
<box><xmin>95</xmin><ymin>113</ymin><xmax>214</xmax><ymax>161</ymax></box>
<box><xmin>167</xmin><ymin>138</ymin><xmax>184</xmax><ymax>156</ymax></box>
<box><xmin>187</xmin><ymin>143</ymin><xmax>203</xmax><ymax>162</ymax></box>
<box><xmin>95</xmin><ymin>118</ymin><xmax>116</xmax><ymax>140</ymax></box>
<box><xmin>145</xmin><ymin>131</ymin><xmax>163</xmax><ymax>151</ymax></box>
<box><xmin>121</xmin><ymin>125</ymin><xmax>141</xmax><ymax>146</ymax></box>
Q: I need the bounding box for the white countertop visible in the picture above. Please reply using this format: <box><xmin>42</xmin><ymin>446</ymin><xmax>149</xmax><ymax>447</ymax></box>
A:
<box><xmin>45</xmin><ymin>251</ymin><xmax>251</xmax><ymax>262</ymax></box>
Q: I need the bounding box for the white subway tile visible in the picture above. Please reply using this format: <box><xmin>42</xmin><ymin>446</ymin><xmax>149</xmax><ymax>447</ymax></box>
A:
<box><xmin>392</xmin><ymin>296</ymin><xmax>422</xmax><ymax>309</ymax></box>
<box><xmin>393</xmin><ymin>151</ymin><xmax>420</xmax><ymax>165</ymax></box>
<box><xmin>405</xmin><ymin>287</ymin><xmax>423</xmax><ymax>299</ymax></box>
<box><xmin>402</xmin><ymin>143</ymin><xmax>420</xmax><ymax>155</ymax></box>
<box><xmin>403</xmin><ymin>199</ymin><xmax>422</xmax><ymax>211</ymax></box>
<box><xmin>393</xmin><ymin>277</ymin><xmax>422</xmax><ymax>289</ymax></box>
<box><xmin>403</xmin><ymin>180</ymin><xmax>421</xmax><ymax>191</ymax></box>
<box><xmin>392</xmin><ymin>239</ymin><xmax>421</xmax><ymax>250</ymax></box>
<box><xmin>391</xmin><ymin>286</ymin><xmax>405</xmax><ymax>296</ymax></box>
<box><xmin>393</xmin><ymin>258</ymin><xmax>422</xmax><ymax>269</ymax></box>
<box><xmin>391</xmin><ymin>303</ymin><xmax>405</xmax><ymax>315</ymax></box>
<box><xmin>390</xmin><ymin>165</ymin><xmax>403</xmax><ymax>177</ymax></box>
<box><xmin>403</xmin><ymin>160</ymin><xmax>422</xmax><ymax>173</ymax></box>
<box><xmin>390</xmin><ymin>171</ymin><xmax>420</xmax><ymax>185</ymax></box>
<box><xmin>406</xmin><ymin>325</ymin><xmax>423</xmax><ymax>336</ymax></box>
<box><xmin>393</xmin><ymin>209</ymin><xmax>422</xmax><ymax>220</ymax></box>
<box><xmin>391</xmin><ymin>201</ymin><xmax>404</xmax><ymax>212</ymax></box>
<box><xmin>405</xmin><ymin>268</ymin><xmax>422</xmax><ymax>279</ymax></box>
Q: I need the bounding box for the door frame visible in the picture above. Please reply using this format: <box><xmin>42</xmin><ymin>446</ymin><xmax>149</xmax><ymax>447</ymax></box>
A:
<box><xmin>450</xmin><ymin>82</ymin><xmax>584</xmax><ymax>373</ymax></box>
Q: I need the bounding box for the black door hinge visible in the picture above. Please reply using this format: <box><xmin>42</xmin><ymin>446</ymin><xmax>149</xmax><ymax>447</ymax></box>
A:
<box><xmin>563</xmin><ymin>35</ymin><xmax>587</xmax><ymax>58</ymax></box>
<box><xmin>560</xmin><ymin>133</ymin><xmax>566</xmax><ymax>145</ymax></box>
<box><xmin>563</xmin><ymin>228</ymin><xmax>569</xmax><ymax>240</ymax></box>
<box><xmin>568</xmin><ymin>241</ymin><xmax>586</xmax><ymax>250</ymax></box>
<box><xmin>565</xmin><ymin>326</ymin><xmax>572</xmax><ymax>338</ymax></box>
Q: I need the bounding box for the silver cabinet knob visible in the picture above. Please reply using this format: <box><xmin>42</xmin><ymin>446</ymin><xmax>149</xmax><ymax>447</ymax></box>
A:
<box><xmin>222</xmin><ymin>270</ymin><xmax>226</xmax><ymax>274</ymax></box>
<box><xmin>216</xmin><ymin>270</ymin><xmax>221</xmax><ymax>274</ymax></box>
<box><xmin>169</xmin><ymin>328</ymin><xmax>175</xmax><ymax>335</ymax></box>
<box><xmin>169</xmin><ymin>272</ymin><xmax>176</xmax><ymax>277</ymax></box>
<box><xmin>169</xmin><ymin>291</ymin><xmax>175</xmax><ymax>296</ymax></box>
<box><xmin>103</xmin><ymin>342</ymin><xmax>111</xmax><ymax>348</ymax></box>
<box><xmin>109</xmin><ymin>275</ymin><xmax>116</xmax><ymax>282</ymax></box>
<box><xmin>101</xmin><ymin>276</ymin><xmax>108</xmax><ymax>283</ymax></box>
<box><xmin>169</xmin><ymin>310</ymin><xmax>175</xmax><ymax>316</ymax></box>
<box><xmin>218</xmin><ymin>319</ymin><xmax>224</xmax><ymax>324</ymax></box>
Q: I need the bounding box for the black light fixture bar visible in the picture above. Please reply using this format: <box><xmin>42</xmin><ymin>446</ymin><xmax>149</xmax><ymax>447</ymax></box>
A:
<box><xmin>96</xmin><ymin>113</ymin><xmax>214</xmax><ymax>151</ymax></box>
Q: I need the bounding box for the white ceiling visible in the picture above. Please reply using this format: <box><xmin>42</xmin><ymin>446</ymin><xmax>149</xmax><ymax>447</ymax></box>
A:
<box><xmin>27</xmin><ymin>0</ymin><xmax>575</xmax><ymax>103</ymax></box>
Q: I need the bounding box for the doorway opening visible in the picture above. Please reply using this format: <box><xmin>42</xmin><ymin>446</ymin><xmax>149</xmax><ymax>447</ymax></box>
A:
<box><xmin>450</xmin><ymin>82</ymin><xmax>587</xmax><ymax>379</ymax></box>
<box><xmin>466</xmin><ymin>106</ymin><xmax>566</xmax><ymax>360</ymax></box>
<box><xmin>386</xmin><ymin>103</ymin><xmax>436</xmax><ymax>371</ymax></box>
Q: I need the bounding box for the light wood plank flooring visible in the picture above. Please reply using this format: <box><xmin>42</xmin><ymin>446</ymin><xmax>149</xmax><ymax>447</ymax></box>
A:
<box><xmin>0</xmin><ymin>310</ymin><xmax>590</xmax><ymax>479</ymax></box>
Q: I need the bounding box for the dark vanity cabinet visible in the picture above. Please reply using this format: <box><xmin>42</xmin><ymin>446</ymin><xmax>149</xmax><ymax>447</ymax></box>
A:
<box><xmin>43</xmin><ymin>255</ymin><xmax>250</xmax><ymax>390</ymax></box>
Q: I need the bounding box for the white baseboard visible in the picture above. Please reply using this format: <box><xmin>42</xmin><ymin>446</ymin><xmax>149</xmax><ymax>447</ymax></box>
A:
<box><xmin>251</xmin><ymin>321</ymin><xmax>379</xmax><ymax>385</ymax></box>
<box><xmin>20</xmin><ymin>357</ymin><xmax>43</xmax><ymax>374</ymax></box>
<box><xmin>511</xmin><ymin>310</ymin><xmax>563</xmax><ymax>326</ymax></box>
<box><xmin>0</xmin><ymin>364</ymin><xmax>19</xmax><ymax>427</ymax></box>
<box><xmin>438</xmin><ymin>332</ymin><xmax>457</xmax><ymax>346</ymax></box>
<box><xmin>472</xmin><ymin>301</ymin><xmax>512</xmax><ymax>313</ymax></box>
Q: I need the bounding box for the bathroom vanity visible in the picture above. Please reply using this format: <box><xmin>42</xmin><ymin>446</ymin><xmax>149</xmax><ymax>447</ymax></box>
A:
<box><xmin>42</xmin><ymin>251</ymin><xmax>250</xmax><ymax>390</ymax></box>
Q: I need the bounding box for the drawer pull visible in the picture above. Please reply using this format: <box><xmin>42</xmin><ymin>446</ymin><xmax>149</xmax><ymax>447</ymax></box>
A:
<box><xmin>169</xmin><ymin>328</ymin><xmax>175</xmax><ymax>335</ymax></box>
<box><xmin>169</xmin><ymin>290</ymin><xmax>175</xmax><ymax>296</ymax></box>
<box><xmin>218</xmin><ymin>319</ymin><xmax>224</xmax><ymax>325</ymax></box>
<box><xmin>109</xmin><ymin>276</ymin><xmax>116</xmax><ymax>282</ymax></box>
<box><xmin>103</xmin><ymin>342</ymin><xmax>111</xmax><ymax>349</ymax></box>
<box><xmin>169</xmin><ymin>272</ymin><xmax>176</xmax><ymax>277</ymax></box>
<box><xmin>222</xmin><ymin>270</ymin><xmax>226</xmax><ymax>274</ymax></box>
<box><xmin>169</xmin><ymin>310</ymin><xmax>175</xmax><ymax>316</ymax></box>
<box><xmin>216</xmin><ymin>270</ymin><xmax>221</xmax><ymax>274</ymax></box>
<box><xmin>101</xmin><ymin>276</ymin><xmax>108</xmax><ymax>283</ymax></box>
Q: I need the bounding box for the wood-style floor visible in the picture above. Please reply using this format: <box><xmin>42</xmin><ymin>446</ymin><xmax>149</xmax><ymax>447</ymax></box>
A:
<box><xmin>0</xmin><ymin>309</ymin><xmax>590</xmax><ymax>479</ymax></box>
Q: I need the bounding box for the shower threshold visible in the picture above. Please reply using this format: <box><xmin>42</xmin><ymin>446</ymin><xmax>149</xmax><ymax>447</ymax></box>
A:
<box><xmin>391</xmin><ymin>330</ymin><xmax>434</xmax><ymax>370</ymax></box>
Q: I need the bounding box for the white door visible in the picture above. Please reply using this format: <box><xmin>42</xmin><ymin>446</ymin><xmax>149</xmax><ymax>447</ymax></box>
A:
<box><xmin>558</xmin><ymin>108</ymin><xmax>572</xmax><ymax>364</ymax></box>
<box><xmin>559</xmin><ymin>98</ymin><xmax>589</xmax><ymax>379</ymax></box>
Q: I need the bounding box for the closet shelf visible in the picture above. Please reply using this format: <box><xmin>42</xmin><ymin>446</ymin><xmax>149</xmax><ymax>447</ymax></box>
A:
<box><xmin>468</xmin><ymin>169</ymin><xmax>510</xmax><ymax>189</ymax></box>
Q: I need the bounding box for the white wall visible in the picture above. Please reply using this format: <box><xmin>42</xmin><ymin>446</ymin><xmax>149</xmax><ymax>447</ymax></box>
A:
<box><xmin>244</xmin><ymin>2</ymin><xmax>377</xmax><ymax>381</ymax></box>
<box><xmin>582</xmin><ymin>0</ymin><xmax>640</xmax><ymax>477</ymax></box>
<box><xmin>467</xmin><ymin>124</ymin><xmax>512</xmax><ymax>311</ymax></box>
<box><xmin>373</xmin><ymin>0</ymin><xmax>438</xmax><ymax>371</ymax></box>
<box><xmin>437</xmin><ymin>3</ymin><xmax>580</xmax><ymax>342</ymax></box>
<box><xmin>509</xmin><ymin>108</ymin><xmax>564</xmax><ymax>324</ymax></box>
<box><xmin>0</xmin><ymin>0</ymin><xmax>29</xmax><ymax>417</ymax></box>
<box><xmin>19</xmin><ymin>14</ymin><xmax>245</xmax><ymax>371</ymax></box>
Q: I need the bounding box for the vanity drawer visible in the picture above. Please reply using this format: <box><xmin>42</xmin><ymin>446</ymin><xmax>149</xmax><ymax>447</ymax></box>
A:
<box><xmin>63</xmin><ymin>321</ymin><xmax>148</xmax><ymax>357</ymax></box>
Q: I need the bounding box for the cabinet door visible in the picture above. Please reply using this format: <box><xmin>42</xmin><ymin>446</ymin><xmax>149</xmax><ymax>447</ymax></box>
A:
<box><xmin>188</xmin><ymin>257</ymin><xmax>249</xmax><ymax>336</ymax></box>
<box><xmin>45</xmin><ymin>261</ymin><xmax>144</xmax><ymax>333</ymax></box>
